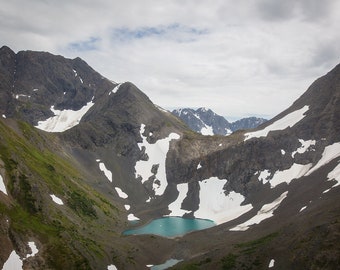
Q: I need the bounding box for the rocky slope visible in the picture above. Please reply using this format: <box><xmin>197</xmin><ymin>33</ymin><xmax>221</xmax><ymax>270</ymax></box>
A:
<box><xmin>172</xmin><ymin>107</ymin><xmax>267</xmax><ymax>135</ymax></box>
<box><xmin>0</xmin><ymin>46</ymin><xmax>339</xmax><ymax>269</ymax></box>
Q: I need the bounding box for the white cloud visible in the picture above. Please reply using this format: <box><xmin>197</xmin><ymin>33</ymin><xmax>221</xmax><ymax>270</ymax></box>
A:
<box><xmin>1</xmin><ymin>1</ymin><xmax>340</xmax><ymax>119</ymax></box>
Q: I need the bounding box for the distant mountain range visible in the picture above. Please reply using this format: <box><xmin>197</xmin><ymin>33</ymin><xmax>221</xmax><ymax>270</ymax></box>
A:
<box><xmin>172</xmin><ymin>107</ymin><xmax>267</xmax><ymax>135</ymax></box>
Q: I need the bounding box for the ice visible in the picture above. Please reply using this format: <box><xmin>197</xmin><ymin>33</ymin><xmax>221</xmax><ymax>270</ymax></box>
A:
<box><xmin>307</xmin><ymin>142</ymin><xmax>340</xmax><ymax>176</ymax></box>
<box><xmin>0</xmin><ymin>174</ymin><xmax>8</xmax><ymax>195</ymax></box>
<box><xmin>128</xmin><ymin>213</ymin><xmax>140</xmax><ymax>221</ymax></box>
<box><xmin>98</xmin><ymin>162</ymin><xmax>113</xmax><ymax>182</ymax></box>
<box><xmin>50</xmin><ymin>194</ymin><xmax>63</xmax><ymax>205</ymax></box>
<box><xmin>35</xmin><ymin>99</ymin><xmax>94</xmax><ymax>132</ymax></box>
<box><xmin>2</xmin><ymin>250</ymin><xmax>23</xmax><ymax>270</ymax></box>
<box><xmin>107</xmin><ymin>264</ymin><xmax>118</xmax><ymax>270</ymax></box>
<box><xmin>245</xmin><ymin>106</ymin><xmax>309</xmax><ymax>140</ymax></box>
<box><xmin>269</xmin><ymin>259</ymin><xmax>275</xmax><ymax>268</ymax></box>
<box><xmin>194</xmin><ymin>177</ymin><xmax>252</xmax><ymax>225</ymax></box>
<box><xmin>167</xmin><ymin>183</ymin><xmax>191</xmax><ymax>216</ymax></box>
<box><xmin>115</xmin><ymin>187</ymin><xmax>128</xmax><ymax>199</ymax></box>
<box><xmin>291</xmin><ymin>139</ymin><xmax>316</xmax><ymax>158</ymax></box>
<box><xmin>269</xmin><ymin>163</ymin><xmax>312</xmax><ymax>188</ymax></box>
<box><xmin>135</xmin><ymin>124</ymin><xmax>180</xmax><ymax>196</ymax></box>
<box><xmin>230</xmin><ymin>191</ymin><xmax>288</xmax><ymax>231</ymax></box>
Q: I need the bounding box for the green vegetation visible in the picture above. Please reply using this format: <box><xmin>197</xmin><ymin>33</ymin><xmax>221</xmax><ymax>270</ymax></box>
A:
<box><xmin>0</xmin><ymin>120</ymin><xmax>121</xmax><ymax>269</ymax></box>
<box><xmin>221</xmin><ymin>253</ymin><xmax>237</xmax><ymax>270</ymax></box>
<box><xmin>235</xmin><ymin>232</ymin><xmax>279</xmax><ymax>255</ymax></box>
<box><xmin>67</xmin><ymin>190</ymin><xmax>97</xmax><ymax>218</ymax></box>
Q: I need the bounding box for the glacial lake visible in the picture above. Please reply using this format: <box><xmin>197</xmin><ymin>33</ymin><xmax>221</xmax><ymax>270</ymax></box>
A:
<box><xmin>123</xmin><ymin>216</ymin><xmax>215</xmax><ymax>238</ymax></box>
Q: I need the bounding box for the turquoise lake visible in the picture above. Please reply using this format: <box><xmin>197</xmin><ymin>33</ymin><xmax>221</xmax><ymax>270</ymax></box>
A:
<box><xmin>123</xmin><ymin>216</ymin><xmax>215</xmax><ymax>238</ymax></box>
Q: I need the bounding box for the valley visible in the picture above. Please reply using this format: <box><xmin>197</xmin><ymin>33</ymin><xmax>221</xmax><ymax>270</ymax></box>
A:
<box><xmin>0</xmin><ymin>46</ymin><xmax>339</xmax><ymax>269</ymax></box>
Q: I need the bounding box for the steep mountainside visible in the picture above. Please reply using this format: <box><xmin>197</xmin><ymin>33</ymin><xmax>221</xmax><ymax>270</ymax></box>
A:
<box><xmin>0</xmin><ymin>46</ymin><xmax>340</xmax><ymax>270</ymax></box>
<box><xmin>172</xmin><ymin>107</ymin><xmax>267</xmax><ymax>135</ymax></box>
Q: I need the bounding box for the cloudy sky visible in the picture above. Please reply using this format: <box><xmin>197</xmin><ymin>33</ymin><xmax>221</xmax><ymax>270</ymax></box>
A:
<box><xmin>1</xmin><ymin>0</ymin><xmax>340</xmax><ymax>120</ymax></box>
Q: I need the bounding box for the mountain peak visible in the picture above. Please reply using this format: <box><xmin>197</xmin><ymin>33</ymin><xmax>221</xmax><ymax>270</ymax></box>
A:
<box><xmin>172</xmin><ymin>107</ymin><xmax>267</xmax><ymax>135</ymax></box>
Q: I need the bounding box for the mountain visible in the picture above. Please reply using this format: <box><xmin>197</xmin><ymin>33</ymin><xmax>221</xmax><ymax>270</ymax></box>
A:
<box><xmin>172</xmin><ymin>107</ymin><xmax>267</xmax><ymax>135</ymax></box>
<box><xmin>0</xmin><ymin>46</ymin><xmax>340</xmax><ymax>270</ymax></box>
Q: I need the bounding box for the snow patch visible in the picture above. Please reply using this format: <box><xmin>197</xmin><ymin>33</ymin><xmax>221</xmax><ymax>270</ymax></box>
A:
<box><xmin>167</xmin><ymin>183</ymin><xmax>191</xmax><ymax>216</ymax></box>
<box><xmin>26</xmin><ymin>241</ymin><xmax>39</xmax><ymax>258</ymax></box>
<box><xmin>197</xmin><ymin>162</ymin><xmax>202</xmax><ymax>169</ymax></box>
<box><xmin>269</xmin><ymin>259</ymin><xmax>275</xmax><ymax>268</ymax></box>
<box><xmin>326</xmin><ymin>162</ymin><xmax>340</xmax><ymax>190</ymax></box>
<box><xmin>15</xmin><ymin>94</ymin><xmax>31</xmax><ymax>99</ymax></box>
<box><xmin>128</xmin><ymin>213</ymin><xmax>140</xmax><ymax>221</ymax></box>
<box><xmin>2</xmin><ymin>114</ymin><xmax>6</xmax><ymax>118</ymax></box>
<box><xmin>194</xmin><ymin>177</ymin><xmax>252</xmax><ymax>225</ymax></box>
<box><xmin>291</xmin><ymin>139</ymin><xmax>316</xmax><ymax>158</ymax></box>
<box><xmin>2</xmin><ymin>250</ymin><xmax>23</xmax><ymax>270</ymax></box>
<box><xmin>299</xmin><ymin>206</ymin><xmax>307</xmax><ymax>212</ymax></box>
<box><xmin>33</xmin><ymin>88</ymin><xmax>39</xmax><ymax>92</ymax></box>
<box><xmin>306</xmin><ymin>142</ymin><xmax>340</xmax><ymax>176</ymax></box>
<box><xmin>258</xmin><ymin>169</ymin><xmax>271</xmax><ymax>184</ymax></box>
<box><xmin>110</xmin><ymin>82</ymin><xmax>125</xmax><ymax>95</ymax></box>
<box><xmin>200</xmin><ymin>124</ymin><xmax>214</xmax><ymax>136</ymax></box>
<box><xmin>0</xmin><ymin>174</ymin><xmax>8</xmax><ymax>195</ymax></box>
<box><xmin>135</xmin><ymin>124</ymin><xmax>180</xmax><ymax>196</ymax></box>
<box><xmin>50</xmin><ymin>194</ymin><xmax>63</xmax><ymax>205</ymax></box>
<box><xmin>269</xmin><ymin>163</ymin><xmax>313</xmax><ymax>188</ymax></box>
<box><xmin>115</xmin><ymin>187</ymin><xmax>128</xmax><ymax>199</ymax></box>
<box><xmin>230</xmin><ymin>191</ymin><xmax>288</xmax><ymax>231</ymax></box>
<box><xmin>98</xmin><ymin>162</ymin><xmax>113</xmax><ymax>182</ymax></box>
<box><xmin>245</xmin><ymin>106</ymin><xmax>309</xmax><ymax>140</ymax></box>
<box><xmin>124</xmin><ymin>204</ymin><xmax>130</xmax><ymax>210</ymax></box>
<box><xmin>35</xmin><ymin>99</ymin><xmax>94</xmax><ymax>132</ymax></box>
<box><xmin>107</xmin><ymin>264</ymin><xmax>118</xmax><ymax>270</ymax></box>
<box><xmin>281</xmin><ymin>149</ymin><xmax>285</xmax><ymax>155</ymax></box>
<box><xmin>79</xmin><ymin>77</ymin><xmax>83</xmax><ymax>84</ymax></box>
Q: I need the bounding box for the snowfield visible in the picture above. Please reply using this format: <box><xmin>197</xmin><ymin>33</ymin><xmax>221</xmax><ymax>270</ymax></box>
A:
<box><xmin>230</xmin><ymin>191</ymin><xmax>288</xmax><ymax>231</ymax></box>
<box><xmin>194</xmin><ymin>177</ymin><xmax>253</xmax><ymax>225</ymax></box>
<box><xmin>135</xmin><ymin>124</ymin><xmax>180</xmax><ymax>196</ymax></box>
<box><xmin>35</xmin><ymin>98</ymin><xmax>94</xmax><ymax>132</ymax></box>
<box><xmin>269</xmin><ymin>163</ymin><xmax>313</xmax><ymax>188</ymax></box>
<box><xmin>245</xmin><ymin>105</ymin><xmax>309</xmax><ymax>140</ymax></box>
<box><xmin>306</xmin><ymin>142</ymin><xmax>340</xmax><ymax>175</ymax></box>
<box><xmin>167</xmin><ymin>183</ymin><xmax>191</xmax><ymax>216</ymax></box>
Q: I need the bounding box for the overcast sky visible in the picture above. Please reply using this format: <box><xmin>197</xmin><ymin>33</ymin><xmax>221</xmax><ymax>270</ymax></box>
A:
<box><xmin>1</xmin><ymin>0</ymin><xmax>340</xmax><ymax>120</ymax></box>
